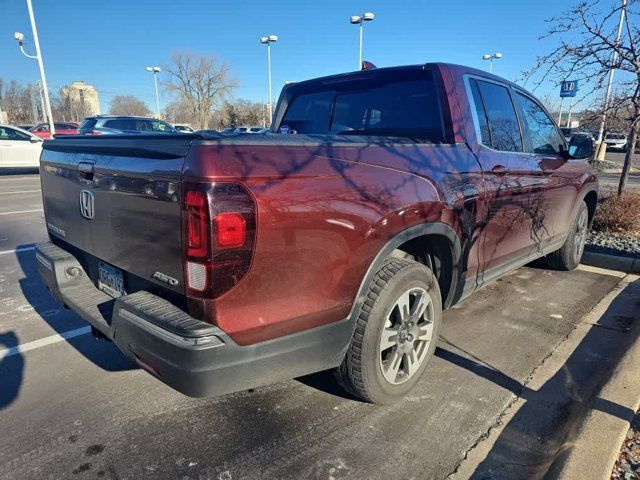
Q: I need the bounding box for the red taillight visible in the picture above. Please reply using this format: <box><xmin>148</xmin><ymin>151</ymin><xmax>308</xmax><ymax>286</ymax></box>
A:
<box><xmin>215</xmin><ymin>213</ymin><xmax>246</xmax><ymax>248</ymax></box>
<box><xmin>186</xmin><ymin>190</ymin><xmax>209</xmax><ymax>259</ymax></box>
<box><xmin>182</xmin><ymin>182</ymin><xmax>256</xmax><ymax>302</ymax></box>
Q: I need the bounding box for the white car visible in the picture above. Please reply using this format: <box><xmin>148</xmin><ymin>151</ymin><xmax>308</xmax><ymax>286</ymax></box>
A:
<box><xmin>604</xmin><ymin>133</ymin><xmax>628</xmax><ymax>152</ymax></box>
<box><xmin>0</xmin><ymin>125</ymin><xmax>43</xmax><ymax>169</ymax></box>
<box><xmin>173</xmin><ymin>124</ymin><xmax>195</xmax><ymax>133</ymax></box>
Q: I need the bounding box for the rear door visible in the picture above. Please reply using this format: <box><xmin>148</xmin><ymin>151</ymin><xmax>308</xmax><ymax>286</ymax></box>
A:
<box><xmin>466</xmin><ymin>77</ymin><xmax>552</xmax><ymax>277</ymax></box>
<box><xmin>40</xmin><ymin>136</ymin><xmax>192</xmax><ymax>296</ymax></box>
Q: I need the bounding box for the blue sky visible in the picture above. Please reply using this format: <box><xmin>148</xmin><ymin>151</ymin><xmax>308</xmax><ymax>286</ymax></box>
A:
<box><xmin>0</xmin><ymin>0</ymin><xmax>594</xmax><ymax>112</ymax></box>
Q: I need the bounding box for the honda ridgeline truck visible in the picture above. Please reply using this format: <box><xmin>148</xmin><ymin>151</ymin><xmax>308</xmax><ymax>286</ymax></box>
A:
<box><xmin>36</xmin><ymin>64</ymin><xmax>596</xmax><ymax>404</ymax></box>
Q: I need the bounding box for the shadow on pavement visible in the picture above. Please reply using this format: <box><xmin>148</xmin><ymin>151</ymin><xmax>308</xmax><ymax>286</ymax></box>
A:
<box><xmin>441</xmin><ymin>277</ymin><xmax>640</xmax><ymax>479</ymax></box>
<box><xmin>0</xmin><ymin>332</ymin><xmax>24</xmax><ymax>409</ymax></box>
<box><xmin>15</xmin><ymin>245</ymin><xmax>135</xmax><ymax>374</ymax></box>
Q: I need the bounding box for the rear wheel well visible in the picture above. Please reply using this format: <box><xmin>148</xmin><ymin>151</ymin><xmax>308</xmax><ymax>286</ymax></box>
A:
<box><xmin>392</xmin><ymin>234</ymin><xmax>454</xmax><ymax>306</ymax></box>
<box><xmin>583</xmin><ymin>191</ymin><xmax>597</xmax><ymax>226</ymax></box>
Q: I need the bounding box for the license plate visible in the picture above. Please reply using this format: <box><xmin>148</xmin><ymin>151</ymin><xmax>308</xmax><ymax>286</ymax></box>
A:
<box><xmin>98</xmin><ymin>262</ymin><xmax>125</xmax><ymax>298</ymax></box>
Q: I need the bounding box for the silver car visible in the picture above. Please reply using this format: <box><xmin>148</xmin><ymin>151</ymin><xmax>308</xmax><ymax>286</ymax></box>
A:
<box><xmin>78</xmin><ymin>115</ymin><xmax>179</xmax><ymax>135</ymax></box>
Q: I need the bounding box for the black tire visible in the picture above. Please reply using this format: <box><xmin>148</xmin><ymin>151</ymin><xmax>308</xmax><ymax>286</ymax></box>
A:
<box><xmin>335</xmin><ymin>258</ymin><xmax>442</xmax><ymax>404</ymax></box>
<box><xmin>543</xmin><ymin>202</ymin><xmax>589</xmax><ymax>271</ymax></box>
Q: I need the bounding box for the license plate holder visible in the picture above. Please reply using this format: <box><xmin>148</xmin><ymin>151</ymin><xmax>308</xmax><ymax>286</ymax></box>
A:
<box><xmin>98</xmin><ymin>262</ymin><xmax>125</xmax><ymax>298</ymax></box>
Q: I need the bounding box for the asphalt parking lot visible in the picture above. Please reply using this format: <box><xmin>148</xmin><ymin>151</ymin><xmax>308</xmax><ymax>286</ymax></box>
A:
<box><xmin>0</xmin><ymin>171</ymin><xmax>630</xmax><ymax>479</ymax></box>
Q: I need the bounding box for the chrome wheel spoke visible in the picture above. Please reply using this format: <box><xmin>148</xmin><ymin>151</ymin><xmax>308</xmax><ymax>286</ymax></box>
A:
<box><xmin>405</xmin><ymin>349</ymin><xmax>420</xmax><ymax>377</ymax></box>
<box><xmin>383</xmin><ymin>348</ymin><xmax>403</xmax><ymax>380</ymax></box>
<box><xmin>396</xmin><ymin>291</ymin><xmax>411</xmax><ymax>322</ymax></box>
<box><xmin>416</xmin><ymin>323</ymin><xmax>432</xmax><ymax>341</ymax></box>
<box><xmin>380</xmin><ymin>327</ymin><xmax>398</xmax><ymax>350</ymax></box>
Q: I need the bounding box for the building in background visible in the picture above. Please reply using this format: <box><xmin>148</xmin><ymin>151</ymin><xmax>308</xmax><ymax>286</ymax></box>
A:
<box><xmin>60</xmin><ymin>81</ymin><xmax>100</xmax><ymax>120</ymax></box>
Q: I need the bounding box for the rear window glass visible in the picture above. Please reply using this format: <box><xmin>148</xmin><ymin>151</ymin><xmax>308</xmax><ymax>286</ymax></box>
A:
<box><xmin>472</xmin><ymin>79</ymin><xmax>522</xmax><ymax>152</ymax></box>
<box><xmin>279</xmin><ymin>72</ymin><xmax>445</xmax><ymax>142</ymax></box>
<box><xmin>79</xmin><ymin>118</ymin><xmax>97</xmax><ymax>131</ymax></box>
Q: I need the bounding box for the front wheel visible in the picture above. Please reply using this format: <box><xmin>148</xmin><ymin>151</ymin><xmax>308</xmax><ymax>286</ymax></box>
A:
<box><xmin>543</xmin><ymin>202</ymin><xmax>589</xmax><ymax>271</ymax></box>
<box><xmin>335</xmin><ymin>258</ymin><xmax>442</xmax><ymax>404</ymax></box>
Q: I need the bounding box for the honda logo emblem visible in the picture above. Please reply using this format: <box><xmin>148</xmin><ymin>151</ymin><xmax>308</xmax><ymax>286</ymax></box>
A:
<box><xmin>79</xmin><ymin>190</ymin><xmax>94</xmax><ymax>219</ymax></box>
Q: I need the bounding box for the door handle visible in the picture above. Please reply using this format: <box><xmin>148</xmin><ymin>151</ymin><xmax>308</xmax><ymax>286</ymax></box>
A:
<box><xmin>491</xmin><ymin>165</ymin><xmax>509</xmax><ymax>176</ymax></box>
<box><xmin>78</xmin><ymin>161</ymin><xmax>95</xmax><ymax>181</ymax></box>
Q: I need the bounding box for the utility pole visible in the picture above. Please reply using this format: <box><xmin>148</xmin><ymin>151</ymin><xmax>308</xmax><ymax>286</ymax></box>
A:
<box><xmin>597</xmin><ymin>0</ymin><xmax>627</xmax><ymax>143</ymax></box>
<box><xmin>37</xmin><ymin>80</ymin><xmax>46</xmax><ymax>124</ymax></box>
<box><xmin>25</xmin><ymin>0</ymin><xmax>55</xmax><ymax>134</ymax></box>
<box><xmin>79</xmin><ymin>88</ymin><xmax>85</xmax><ymax>121</ymax></box>
<box><xmin>29</xmin><ymin>84</ymin><xmax>38</xmax><ymax>124</ymax></box>
<box><xmin>557</xmin><ymin>98</ymin><xmax>564</xmax><ymax>126</ymax></box>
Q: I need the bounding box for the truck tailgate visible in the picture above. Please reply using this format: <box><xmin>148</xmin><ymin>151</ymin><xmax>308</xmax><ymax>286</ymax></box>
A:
<box><xmin>40</xmin><ymin>136</ymin><xmax>193</xmax><ymax>296</ymax></box>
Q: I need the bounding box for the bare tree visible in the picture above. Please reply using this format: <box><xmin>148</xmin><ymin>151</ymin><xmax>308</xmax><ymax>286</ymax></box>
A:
<box><xmin>525</xmin><ymin>0</ymin><xmax>640</xmax><ymax>194</ymax></box>
<box><xmin>163</xmin><ymin>51</ymin><xmax>237</xmax><ymax>130</ymax></box>
<box><xmin>108</xmin><ymin>95</ymin><xmax>151</xmax><ymax>116</ymax></box>
<box><xmin>0</xmin><ymin>80</ymin><xmax>33</xmax><ymax>124</ymax></box>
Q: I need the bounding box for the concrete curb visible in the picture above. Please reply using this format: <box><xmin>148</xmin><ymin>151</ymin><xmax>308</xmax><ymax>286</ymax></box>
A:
<box><xmin>582</xmin><ymin>250</ymin><xmax>640</xmax><ymax>274</ymax></box>
<box><xmin>448</xmin><ymin>270</ymin><xmax>640</xmax><ymax>480</ymax></box>
<box><xmin>555</xmin><ymin>321</ymin><xmax>640</xmax><ymax>480</ymax></box>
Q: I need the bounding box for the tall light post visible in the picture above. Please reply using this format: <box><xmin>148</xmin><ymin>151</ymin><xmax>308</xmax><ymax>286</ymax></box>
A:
<box><xmin>350</xmin><ymin>12</ymin><xmax>375</xmax><ymax>70</ymax></box>
<box><xmin>260</xmin><ymin>35</ymin><xmax>278</xmax><ymax>124</ymax></box>
<box><xmin>597</xmin><ymin>0</ymin><xmax>627</xmax><ymax>144</ymax></box>
<box><xmin>14</xmin><ymin>0</ymin><xmax>55</xmax><ymax>135</ymax></box>
<box><xmin>145</xmin><ymin>66</ymin><xmax>161</xmax><ymax>118</ymax></box>
<box><xmin>482</xmin><ymin>53</ymin><xmax>503</xmax><ymax>73</ymax></box>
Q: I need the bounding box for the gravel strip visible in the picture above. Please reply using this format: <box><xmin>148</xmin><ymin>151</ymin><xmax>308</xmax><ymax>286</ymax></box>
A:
<box><xmin>611</xmin><ymin>410</ymin><xmax>640</xmax><ymax>480</ymax></box>
<box><xmin>586</xmin><ymin>231</ymin><xmax>640</xmax><ymax>259</ymax></box>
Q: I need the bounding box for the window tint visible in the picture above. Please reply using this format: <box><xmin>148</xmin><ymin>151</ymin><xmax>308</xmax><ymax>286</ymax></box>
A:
<box><xmin>280</xmin><ymin>91</ymin><xmax>333</xmax><ymax>134</ymax></box>
<box><xmin>469</xmin><ymin>80</ymin><xmax>491</xmax><ymax>144</ymax></box>
<box><xmin>79</xmin><ymin>118</ymin><xmax>97</xmax><ymax>131</ymax></box>
<box><xmin>0</xmin><ymin>127</ymin><xmax>31</xmax><ymax>141</ymax></box>
<box><xmin>473</xmin><ymin>79</ymin><xmax>522</xmax><ymax>152</ymax></box>
<box><xmin>104</xmin><ymin>119</ymin><xmax>129</xmax><ymax>130</ymax></box>
<box><xmin>280</xmin><ymin>73</ymin><xmax>445</xmax><ymax>142</ymax></box>
<box><xmin>515</xmin><ymin>92</ymin><xmax>564</xmax><ymax>155</ymax></box>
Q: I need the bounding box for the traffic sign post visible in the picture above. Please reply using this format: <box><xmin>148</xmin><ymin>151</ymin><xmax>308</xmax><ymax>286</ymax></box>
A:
<box><xmin>558</xmin><ymin>80</ymin><xmax>579</xmax><ymax>127</ymax></box>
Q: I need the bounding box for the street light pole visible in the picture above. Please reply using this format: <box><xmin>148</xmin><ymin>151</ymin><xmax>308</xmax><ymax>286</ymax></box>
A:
<box><xmin>482</xmin><ymin>53</ymin><xmax>503</xmax><ymax>74</ymax></box>
<box><xmin>15</xmin><ymin>0</ymin><xmax>55</xmax><ymax>135</ymax></box>
<box><xmin>260</xmin><ymin>35</ymin><xmax>278</xmax><ymax>125</ymax></box>
<box><xmin>596</xmin><ymin>0</ymin><xmax>627</xmax><ymax>144</ymax></box>
<box><xmin>145</xmin><ymin>66</ymin><xmax>162</xmax><ymax>118</ymax></box>
<box><xmin>350</xmin><ymin>13</ymin><xmax>375</xmax><ymax>70</ymax></box>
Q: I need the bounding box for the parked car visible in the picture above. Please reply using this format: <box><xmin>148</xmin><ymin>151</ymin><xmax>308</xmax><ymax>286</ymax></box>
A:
<box><xmin>560</xmin><ymin>127</ymin><xmax>574</xmax><ymax>143</ymax></box>
<box><xmin>219</xmin><ymin>127</ymin><xmax>236</xmax><ymax>133</ymax></box>
<box><xmin>0</xmin><ymin>125</ymin><xmax>43</xmax><ymax>168</ymax></box>
<box><xmin>29</xmin><ymin>122</ymin><xmax>79</xmax><ymax>139</ymax></box>
<box><xmin>36</xmin><ymin>63</ymin><xmax>596</xmax><ymax>404</ymax></box>
<box><xmin>233</xmin><ymin>126</ymin><xmax>264</xmax><ymax>133</ymax></box>
<box><xmin>77</xmin><ymin>115</ymin><xmax>179</xmax><ymax>135</ymax></box>
<box><xmin>173</xmin><ymin>124</ymin><xmax>195</xmax><ymax>133</ymax></box>
<box><xmin>604</xmin><ymin>132</ymin><xmax>628</xmax><ymax>152</ymax></box>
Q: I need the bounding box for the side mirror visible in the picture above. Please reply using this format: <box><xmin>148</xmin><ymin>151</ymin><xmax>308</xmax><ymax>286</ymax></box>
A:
<box><xmin>568</xmin><ymin>135</ymin><xmax>594</xmax><ymax>160</ymax></box>
<box><xmin>30</xmin><ymin>137</ymin><xmax>42</xmax><ymax>143</ymax></box>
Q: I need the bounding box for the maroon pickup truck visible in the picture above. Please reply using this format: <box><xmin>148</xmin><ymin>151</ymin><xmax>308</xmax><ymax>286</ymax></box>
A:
<box><xmin>36</xmin><ymin>63</ymin><xmax>596</xmax><ymax>404</ymax></box>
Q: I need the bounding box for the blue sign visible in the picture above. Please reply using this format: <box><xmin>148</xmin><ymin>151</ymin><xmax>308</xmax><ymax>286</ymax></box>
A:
<box><xmin>560</xmin><ymin>80</ymin><xmax>579</xmax><ymax>98</ymax></box>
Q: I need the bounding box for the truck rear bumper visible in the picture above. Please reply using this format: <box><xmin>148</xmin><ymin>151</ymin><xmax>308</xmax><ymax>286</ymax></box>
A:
<box><xmin>35</xmin><ymin>242</ymin><xmax>351</xmax><ymax>397</ymax></box>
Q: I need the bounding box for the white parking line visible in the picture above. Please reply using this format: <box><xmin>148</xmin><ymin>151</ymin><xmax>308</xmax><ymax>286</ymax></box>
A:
<box><xmin>0</xmin><ymin>209</ymin><xmax>43</xmax><ymax>216</ymax></box>
<box><xmin>0</xmin><ymin>326</ymin><xmax>91</xmax><ymax>359</ymax></box>
<box><xmin>0</xmin><ymin>246</ymin><xmax>35</xmax><ymax>256</ymax></box>
<box><xmin>0</xmin><ymin>177</ymin><xmax>40</xmax><ymax>182</ymax></box>
<box><xmin>0</xmin><ymin>190</ymin><xmax>41</xmax><ymax>195</ymax></box>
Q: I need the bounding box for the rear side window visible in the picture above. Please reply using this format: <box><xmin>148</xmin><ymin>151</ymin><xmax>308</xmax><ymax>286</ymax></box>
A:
<box><xmin>104</xmin><ymin>119</ymin><xmax>129</xmax><ymax>130</ymax></box>
<box><xmin>79</xmin><ymin>118</ymin><xmax>97</xmax><ymax>131</ymax></box>
<box><xmin>471</xmin><ymin>79</ymin><xmax>522</xmax><ymax>152</ymax></box>
<box><xmin>515</xmin><ymin>92</ymin><xmax>565</xmax><ymax>155</ymax></box>
<box><xmin>280</xmin><ymin>72</ymin><xmax>445</xmax><ymax>143</ymax></box>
